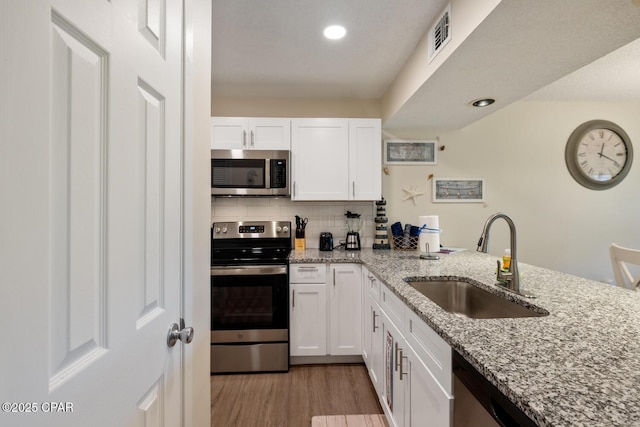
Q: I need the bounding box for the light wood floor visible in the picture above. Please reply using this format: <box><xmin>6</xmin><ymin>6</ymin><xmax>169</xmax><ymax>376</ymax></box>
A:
<box><xmin>211</xmin><ymin>364</ymin><xmax>383</xmax><ymax>427</ymax></box>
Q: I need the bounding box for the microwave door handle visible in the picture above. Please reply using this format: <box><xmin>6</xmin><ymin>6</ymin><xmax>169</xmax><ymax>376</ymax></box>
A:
<box><xmin>265</xmin><ymin>158</ymin><xmax>271</xmax><ymax>190</ymax></box>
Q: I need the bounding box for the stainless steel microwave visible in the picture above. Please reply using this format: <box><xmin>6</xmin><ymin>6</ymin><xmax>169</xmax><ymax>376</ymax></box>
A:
<box><xmin>211</xmin><ymin>149</ymin><xmax>290</xmax><ymax>196</ymax></box>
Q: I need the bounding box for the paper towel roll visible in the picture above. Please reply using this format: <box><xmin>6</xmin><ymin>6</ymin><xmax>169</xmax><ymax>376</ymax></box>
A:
<box><xmin>418</xmin><ymin>215</ymin><xmax>440</xmax><ymax>253</ymax></box>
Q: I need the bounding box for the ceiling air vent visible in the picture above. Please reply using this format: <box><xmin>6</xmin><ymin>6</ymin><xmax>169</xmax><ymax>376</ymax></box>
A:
<box><xmin>428</xmin><ymin>3</ymin><xmax>451</xmax><ymax>63</ymax></box>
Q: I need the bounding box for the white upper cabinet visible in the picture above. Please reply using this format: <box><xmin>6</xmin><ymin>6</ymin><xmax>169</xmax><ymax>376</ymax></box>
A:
<box><xmin>211</xmin><ymin>117</ymin><xmax>291</xmax><ymax>150</ymax></box>
<box><xmin>291</xmin><ymin>118</ymin><xmax>381</xmax><ymax>201</ymax></box>
<box><xmin>349</xmin><ymin>119</ymin><xmax>382</xmax><ymax>200</ymax></box>
<box><xmin>291</xmin><ymin>118</ymin><xmax>350</xmax><ymax>200</ymax></box>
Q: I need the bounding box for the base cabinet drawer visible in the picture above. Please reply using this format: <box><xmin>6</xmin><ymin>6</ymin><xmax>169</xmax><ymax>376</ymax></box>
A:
<box><xmin>290</xmin><ymin>264</ymin><xmax>326</xmax><ymax>283</ymax></box>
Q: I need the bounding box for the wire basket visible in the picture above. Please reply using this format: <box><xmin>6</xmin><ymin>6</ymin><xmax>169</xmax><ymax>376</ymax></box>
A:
<box><xmin>392</xmin><ymin>235</ymin><xmax>419</xmax><ymax>251</ymax></box>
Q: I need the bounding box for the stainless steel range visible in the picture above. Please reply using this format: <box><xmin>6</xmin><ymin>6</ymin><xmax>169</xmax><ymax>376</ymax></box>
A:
<box><xmin>210</xmin><ymin>221</ymin><xmax>291</xmax><ymax>374</ymax></box>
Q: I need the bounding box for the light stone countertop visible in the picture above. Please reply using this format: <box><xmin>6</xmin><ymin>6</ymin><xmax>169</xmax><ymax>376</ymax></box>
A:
<box><xmin>289</xmin><ymin>248</ymin><xmax>640</xmax><ymax>427</ymax></box>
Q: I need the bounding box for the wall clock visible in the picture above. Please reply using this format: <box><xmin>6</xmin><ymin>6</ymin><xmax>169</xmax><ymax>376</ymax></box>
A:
<box><xmin>565</xmin><ymin>120</ymin><xmax>633</xmax><ymax>190</ymax></box>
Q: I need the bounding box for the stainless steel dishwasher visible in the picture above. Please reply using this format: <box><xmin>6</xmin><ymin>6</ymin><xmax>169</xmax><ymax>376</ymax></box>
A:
<box><xmin>453</xmin><ymin>351</ymin><xmax>537</xmax><ymax>427</ymax></box>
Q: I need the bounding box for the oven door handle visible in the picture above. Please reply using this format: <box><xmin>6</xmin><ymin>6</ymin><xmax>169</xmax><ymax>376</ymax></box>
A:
<box><xmin>210</xmin><ymin>265</ymin><xmax>288</xmax><ymax>276</ymax></box>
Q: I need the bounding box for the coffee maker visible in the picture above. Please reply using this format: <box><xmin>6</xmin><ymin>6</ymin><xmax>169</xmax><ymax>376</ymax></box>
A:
<box><xmin>345</xmin><ymin>211</ymin><xmax>362</xmax><ymax>251</ymax></box>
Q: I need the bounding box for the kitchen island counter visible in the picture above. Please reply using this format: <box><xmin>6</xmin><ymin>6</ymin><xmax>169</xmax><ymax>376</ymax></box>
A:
<box><xmin>290</xmin><ymin>248</ymin><xmax>640</xmax><ymax>427</ymax></box>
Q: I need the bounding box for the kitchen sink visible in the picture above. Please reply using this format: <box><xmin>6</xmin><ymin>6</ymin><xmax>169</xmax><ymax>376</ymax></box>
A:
<box><xmin>405</xmin><ymin>279</ymin><xmax>548</xmax><ymax>319</ymax></box>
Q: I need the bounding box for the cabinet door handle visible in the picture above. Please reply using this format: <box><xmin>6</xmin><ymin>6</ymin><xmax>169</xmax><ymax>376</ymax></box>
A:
<box><xmin>399</xmin><ymin>349</ymin><xmax>408</xmax><ymax>380</ymax></box>
<box><xmin>292</xmin><ymin>289</ymin><xmax>295</xmax><ymax>308</ymax></box>
<box><xmin>242</xmin><ymin>130</ymin><xmax>247</xmax><ymax>147</ymax></box>
<box><xmin>293</xmin><ymin>181</ymin><xmax>296</xmax><ymax>197</ymax></box>
<box><xmin>250</xmin><ymin>130</ymin><xmax>254</xmax><ymax>148</ymax></box>
<box><xmin>333</xmin><ymin>269</ymin><xmax>336</xmax><ymax>287</ymax></box>
<box><xmin>372</xmin><ymin>310</ymin><xmax>379</xmax><ymax>332</ymax></box>
<box><xmin>352</xmin><ymin>181</ymin><xmax>355</xmax><ymax>198</ymax></box>
<box><xmin>298</xmin><ymin>266</ymin><xmax>318</xmax><ymax>271</ymax></box>
<box><xmin>394</xmin><ymin>342</ymin><xmax>401</xmax><ymax>372</ymax></box>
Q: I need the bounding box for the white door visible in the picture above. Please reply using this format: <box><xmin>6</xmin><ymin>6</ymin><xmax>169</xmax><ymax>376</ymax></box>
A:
<box><xmin>382</xmin><ymin>314</ymin><xmax>406</xmax><ymax>427</ymax></box>
<box><xmin>291</xmin><ymin>118</ymin><xmax>349</xmax><ymax>200</ymax></box>
<box><xmin>210</xmin><ymin>117</ymin><xmax>248</xmax><ymax>149</ymax></box>
<box><xmin>349</xmin><ymin>119</ymin><xmax>382</xmax><ymax>200</ymax></box>
<box><xmin>290</xmin><ymin>284</ymin><xmax>327</xmax><ymax>356</ymax></box>
<box><xmin>249</xmin><ymin>118</ymin><xmax>291</xmax><ymax>150</ymax></box>
<box><xmin>1</xmin><ymin>1</ymin><xmax>188</xmax><ymax>426</ymax></box>
<box><xmin>328</xmin><ymin>264</ymin><xmax>362</xmax><ymax>355</ymax></box>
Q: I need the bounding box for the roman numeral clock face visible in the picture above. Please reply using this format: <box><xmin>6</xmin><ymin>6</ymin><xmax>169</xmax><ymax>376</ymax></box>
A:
<box><xmin>565</xmin><ymin>120</ymin><xmax>634</xmax><ymax>190</ymax></box>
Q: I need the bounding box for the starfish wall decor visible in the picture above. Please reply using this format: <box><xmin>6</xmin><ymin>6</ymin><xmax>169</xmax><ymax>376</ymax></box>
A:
<box><xmin>401</xmin><ymin>186</ymin><xmax>423</xmax><ymax>205</ymax></box>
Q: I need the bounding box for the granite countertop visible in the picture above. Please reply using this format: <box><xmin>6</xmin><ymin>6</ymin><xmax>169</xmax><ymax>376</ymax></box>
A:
<box><xmin>289</xmin><ymin>248</ymin><xmax>640</xmax><ymax>427</ymax></box>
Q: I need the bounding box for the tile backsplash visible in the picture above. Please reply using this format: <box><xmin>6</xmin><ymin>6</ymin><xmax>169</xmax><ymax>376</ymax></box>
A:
<box><xmin>211</xmin><ymin>198</ymin><xmax>376</xmax><ymax>248</ymax></box>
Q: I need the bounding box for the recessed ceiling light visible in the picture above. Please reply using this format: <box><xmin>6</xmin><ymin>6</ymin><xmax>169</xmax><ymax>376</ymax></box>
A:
<box><xmin>323</xmin><ymin>25</ymin><xmax>346</xmax><ymax>40</ymax></box>
<box><xmin>470</xmin><ymin>98</ymin><xmax>495</xmax><ymax>107</ymax></box>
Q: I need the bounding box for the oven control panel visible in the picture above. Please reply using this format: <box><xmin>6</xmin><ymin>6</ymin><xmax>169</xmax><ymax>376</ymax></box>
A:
<box><xmin>239</xmin><ymin>225</ymin><xmax>265</xmax><ymax>233</ymax></box>
<box><xmin>212</xmin><ymin>221</ymin><xmax>291</xmax><ymax>239</ymax></box>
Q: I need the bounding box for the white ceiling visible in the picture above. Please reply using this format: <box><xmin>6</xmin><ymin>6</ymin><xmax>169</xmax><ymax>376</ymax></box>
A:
<box><xmin>211</xmin><ymin>0</ymin><xmax>449</xmax><ymax>98</ymax></box>
<box><xmin>211</xmin><ymin>0</ymin><xmax>640</xmax><ymax>129</ymax></box>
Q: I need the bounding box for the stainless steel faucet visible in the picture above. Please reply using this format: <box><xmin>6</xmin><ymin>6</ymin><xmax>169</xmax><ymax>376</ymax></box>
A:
<box><xmin>476</xmin><ymin>213</ymin><xmax>521</xmax><ymax>295</ymax></box>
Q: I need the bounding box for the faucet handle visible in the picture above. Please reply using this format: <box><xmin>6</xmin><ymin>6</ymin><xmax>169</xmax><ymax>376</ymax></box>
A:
<box><xmin>496</xmin><ymin>260</ymin><xmax>512</xmax><ymax>283</ymax></box>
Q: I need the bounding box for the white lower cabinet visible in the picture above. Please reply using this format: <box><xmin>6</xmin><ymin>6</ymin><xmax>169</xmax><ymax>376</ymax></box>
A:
<box><xmin>405</xmin><ymin>344</ymin><xmax>453</xmax><ymax>426</ymax></box>
<box><xmin>329</xmin><ymin>264</ymin><xmax>362</xmax><ymax>355</ymax></box>
<box><xmin>290</xmin><ymin>263</ymin><xmax>362</xmax><ymax>357</ymax></box>
<box><xmin>362</xmin><ymin>266</ymin><xmax>383</xmax><ymax>394</ymax></box>
<box><xmin>382</xmin><ymin>309</ymin><xmax>407</xmax><ymax>427</ymax></box>
<box><xmin>291</xmin><ymin>263</ymin><xmax>453</xmax><ymax>427</ymax></box>
<box><xmin>367</xmin><ymin>280</ymin><xmax>453</xmax><ymax>427</ymax></box>
<box><xmin>290</xmin><ymin>264</ymin><xmax>327</xmax><ymax>356</ymax></box>
<box><xmin>290</xmin><ymin>283</ymin><xmax>327</xmax><ymax>356</ymax></box>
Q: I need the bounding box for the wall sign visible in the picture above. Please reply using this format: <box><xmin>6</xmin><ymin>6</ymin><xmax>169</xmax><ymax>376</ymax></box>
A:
<box><xmin>384</xmin><ymin>140</ymin><xmax>437</xmax><ymax>165</ymax></box>
<box><xmin>433</xmin><ymin>178</ymin><xmax>485</xmax><ymax>202</ymax></box>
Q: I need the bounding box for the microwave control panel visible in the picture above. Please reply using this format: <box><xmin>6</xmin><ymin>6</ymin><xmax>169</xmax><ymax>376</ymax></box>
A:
<box><xmin>270</xmin><ymin>159</ymin><xmax>287</xmax><ymax>189</ymax></box>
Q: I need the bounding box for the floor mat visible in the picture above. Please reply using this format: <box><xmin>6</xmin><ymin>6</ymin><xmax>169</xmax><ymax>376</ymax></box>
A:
<box><xmin>311</xmin><ymin>414</ymin><xmax>387</xmax><ymax>427</ymax></box>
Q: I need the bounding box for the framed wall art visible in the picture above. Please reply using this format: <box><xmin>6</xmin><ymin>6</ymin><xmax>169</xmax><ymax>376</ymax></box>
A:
<box><xmin>384</xmin><ymin>140</ymin><xmax>437</xmax><ymax>165</ymax></box>
<box><xmin>433</xmin><ymin>178</ymin><xmax>485</xmax><ymax>203</ymax></box>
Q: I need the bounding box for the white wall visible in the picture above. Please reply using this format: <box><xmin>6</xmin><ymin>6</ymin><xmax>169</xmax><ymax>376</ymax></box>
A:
<box><xmin>383</xmin><ymin>100</ymin><xmax>640</xmax><ymax>282</ymax></box>
<box><xmin>212</xmin><ymin>96</ymin><xmax>381</xmax><ymax>118</ymax></box>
